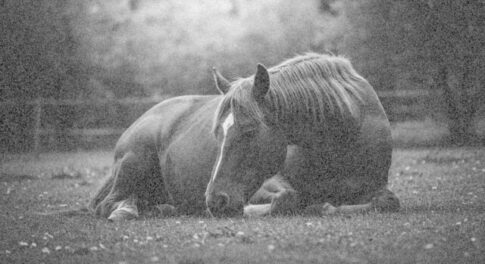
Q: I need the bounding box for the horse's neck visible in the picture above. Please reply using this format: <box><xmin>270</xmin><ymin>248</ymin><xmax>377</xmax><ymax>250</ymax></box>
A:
<box><xmin>277</xmin><ymin>117</ymin><xmax>361</xmax><ymax>148</ymax></box>
<box><xmin>281</xmin><ymin>125</ymin><xmax>315</xmax><ymax>146</ymax></box>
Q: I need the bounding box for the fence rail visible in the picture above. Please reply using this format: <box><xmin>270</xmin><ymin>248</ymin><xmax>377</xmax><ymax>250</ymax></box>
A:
<box><xmin>0</xmin><ymin>90</ymin><xmax>441</xmax><ymax>153</ymax></box>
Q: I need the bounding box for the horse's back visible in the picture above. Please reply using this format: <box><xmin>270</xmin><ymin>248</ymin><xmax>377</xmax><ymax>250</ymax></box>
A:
<box><xmin>114</xmin><ymin>95</ymin><xmax>218</xmax><ymax>158</ymax></box>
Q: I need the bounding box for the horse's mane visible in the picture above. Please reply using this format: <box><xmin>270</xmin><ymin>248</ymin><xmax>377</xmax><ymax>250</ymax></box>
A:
<box><xmin>214</xmin><ymin>53</ymin><xmax>368</xmax><ymax>133</ymax></box>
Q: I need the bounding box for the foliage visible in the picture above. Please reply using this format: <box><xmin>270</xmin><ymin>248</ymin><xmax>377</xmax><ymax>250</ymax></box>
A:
<box><xmin>0</xmin><ymin>0</ymin><xmax>90</xmax><ymax>101</ymax></box>
<box><xmin>2</xmin><ymin>0</ymin><xmax>483</xmax><ymax>151</ymax></box>
<box><xmin>336</xmin><ymin>0</ymin><xmax>484</xmax><ymax>140</ymax></box>
<box><xmin>76</xmin><ymin>0</ymin><xmax>335</xmax><ymax>96</ymax></box>
<box><xmin>0</xmin><ymin>0</ymin><xmax>93</xmax><ymax>151</ymax></box>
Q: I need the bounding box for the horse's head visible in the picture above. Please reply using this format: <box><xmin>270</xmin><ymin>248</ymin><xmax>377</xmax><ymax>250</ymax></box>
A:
<box><xmin>205</xmin><ymin>64</ymin><xmax>287</xmax><ymax>217</ymax></box>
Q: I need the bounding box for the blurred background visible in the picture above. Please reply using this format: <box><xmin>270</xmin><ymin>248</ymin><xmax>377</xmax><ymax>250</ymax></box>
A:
<box><xmin>1</xmin><ymin>0</ymin><xmax>484</xmax><ymax>152</ymax></box>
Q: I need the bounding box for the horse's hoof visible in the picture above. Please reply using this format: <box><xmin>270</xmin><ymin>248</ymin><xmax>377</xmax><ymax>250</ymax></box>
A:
<box><xmin>107</xmin><ymin>207</ymin><xmax>139</xmax><ymax>221</ymax></box>
<box><xmin>371</xmin><ymin>191</ymin><xmax>400</xmax><ymax>212</ymax></box>
<box><xmin>154</xmin><ymin>204</ymin><xmax>177</xmax><ymax>217</ymax></box>
<box><xmin>321</xmin><ymin>203</ymin><xmax>338</xmax><ymax>215</ymax></box>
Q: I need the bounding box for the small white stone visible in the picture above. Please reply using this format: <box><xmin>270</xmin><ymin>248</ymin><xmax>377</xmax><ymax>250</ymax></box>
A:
<box><xmin>471</xmin><ymin>237</ymin><xmax>476</xmax><ymax>242</ymax></box>
<box><xmin>41</xmin><ymin>247</ymin><xmax>50</xmax><ymax>254</ymax></box>
<box><xmin>19</xmin><ymin>241</ymin><xmax>29</xmax><ymax>247</ymax></box>
<box><xmin>424</xmin><ymin>243</ymin><xmax>433</xmax><ymax>249</ymax></box>
<box><xmin>64</xmin><ymin>246</ymin><xmax>73</xmax><ymax>252</ymax></box>
<box><xmin>267</xmin><ymin>244</ymin><xmax>275</xmax><ymax>251</ymax></box>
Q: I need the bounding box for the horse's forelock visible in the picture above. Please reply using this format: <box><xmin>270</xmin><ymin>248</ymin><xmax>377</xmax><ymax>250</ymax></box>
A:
<box><xmin>212</xmin><ymin>79</ymin><xmax>268</xmax><ymax>136</ymax></box>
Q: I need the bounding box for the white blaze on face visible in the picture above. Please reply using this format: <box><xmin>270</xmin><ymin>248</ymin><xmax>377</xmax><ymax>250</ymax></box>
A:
<box><xmin>206</xmin><ymin>113</ymin><xmax>234</xmax><ymax>198</ymax></box>
<box><xmin>222</xmin><ymin>112</ymin><xmax>234</xmax><ymax>134</ymax></box>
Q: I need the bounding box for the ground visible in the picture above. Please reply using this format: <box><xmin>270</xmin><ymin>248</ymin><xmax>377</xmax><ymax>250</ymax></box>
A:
<box><xmin>0</xmin><ymin>121</ymin><xmax>484</xmax><ymax>264</ymax></box>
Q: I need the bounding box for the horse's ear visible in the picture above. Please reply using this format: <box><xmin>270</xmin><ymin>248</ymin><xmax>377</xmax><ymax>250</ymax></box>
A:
<box><xmin>212</xmin><ymin>67</ymin><xmax>231</xmax><ymax>94</ymax></box>
<box><xmin>253</xmin><ymin>63</ymin><xmax>270</xmax><ymax>103</ymax></box>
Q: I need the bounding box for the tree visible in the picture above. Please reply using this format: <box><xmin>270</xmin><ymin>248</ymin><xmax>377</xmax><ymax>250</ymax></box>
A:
<box><xmin>1</xmin><ymin>0</ymin><xmax>90</xmax><ymax>101</ymax></box>
<box><xmin>0</xmin><ymin>0</ymin><xmax>90</xmax><ymax>151</ymax></box>
<box><xmin>418</xmin><ymin>0</ymin><xmax>484</xmax><ymax>142</ymax></box>
<box><xmin>337</xmin><ymin>0</ymin><xmax>484</xmax><ymax>143</ymax></box>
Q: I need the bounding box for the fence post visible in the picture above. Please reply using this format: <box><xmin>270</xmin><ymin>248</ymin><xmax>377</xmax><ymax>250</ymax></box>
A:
<box><xmin>33</xmin><ymin>97</ymin><xmax>42</xmax><ymax>157</ymax></box>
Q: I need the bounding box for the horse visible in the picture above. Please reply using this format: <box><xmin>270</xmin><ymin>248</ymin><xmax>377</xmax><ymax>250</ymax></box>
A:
<box><xmin>206</xmin><ymin>53</ymin><xmax>399</xmax><ymax>217</ymax></box>
<box><xmin>89</xmin><ymin>53</ymin><xmax>399</xmax><ymax>220</ymax></box>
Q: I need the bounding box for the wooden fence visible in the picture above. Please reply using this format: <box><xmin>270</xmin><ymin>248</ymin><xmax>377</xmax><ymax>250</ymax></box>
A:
<box><xmin>0</xmin><ymin>90</ymin><xmax>440</xmax><ymax>153</ymax></box>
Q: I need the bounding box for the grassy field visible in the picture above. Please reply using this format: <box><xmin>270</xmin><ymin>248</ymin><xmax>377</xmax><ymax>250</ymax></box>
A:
<box><xmin>1</xmin><ymin>122</ymin><xmax>484</xmax><ymax>263</ymax></box>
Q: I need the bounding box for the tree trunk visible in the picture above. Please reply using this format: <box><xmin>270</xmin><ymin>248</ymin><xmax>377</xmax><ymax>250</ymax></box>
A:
<box><xmin>440</xmin><ymin>55</ymin><xmax>478</xmax><ymax>144</ymax></box>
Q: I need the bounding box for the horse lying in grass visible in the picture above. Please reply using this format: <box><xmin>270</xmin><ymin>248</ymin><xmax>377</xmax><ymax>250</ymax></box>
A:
<box><xmin>89</xmin><ymin>53</ymin><xmax>399</xmax><ymax>221</ymax></box>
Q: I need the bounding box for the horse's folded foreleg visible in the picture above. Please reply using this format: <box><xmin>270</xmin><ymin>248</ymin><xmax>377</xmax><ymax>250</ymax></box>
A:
<box><xmin>244</xmin><ymin>189</ymin><xmax>299</xmax><ymax>217</ymax></box>
<box><xmin>244</xmin><ymin>175</ymin><xmax>299</xmax><ymax>217</ymax></box>
<box><xmin>302</xmin><ymin>187</ymin><xmax>400</xmax><ymax>216</ymax></box>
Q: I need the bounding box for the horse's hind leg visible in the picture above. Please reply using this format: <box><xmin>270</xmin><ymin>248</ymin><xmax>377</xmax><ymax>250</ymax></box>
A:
<box><xmin>92</xmin><ymin>151</ymin><xmax>152</xmax><ymax>220</ymax></box>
